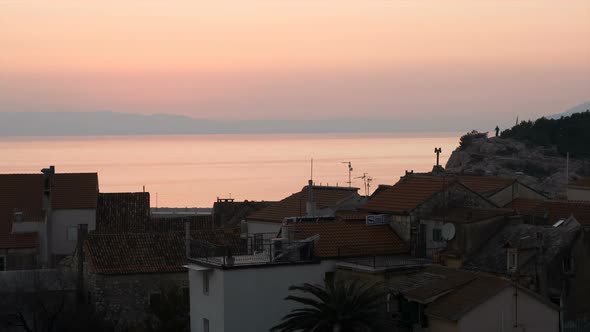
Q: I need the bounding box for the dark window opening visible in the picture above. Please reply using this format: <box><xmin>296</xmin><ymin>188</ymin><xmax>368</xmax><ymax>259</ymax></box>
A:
<box><xmin>203</xmin><ymin>318</ymin><xmax>210</xmax><ymax>332</ymax></box>
<box><xmin>203</xmin><ymin>271</ymin><xmax>210</xmax><ymax>295</ymax></box>
<box><xmin>433</xmin><ymin>228</ymin><xmax>443</xmax><ymax>242</ymax></box>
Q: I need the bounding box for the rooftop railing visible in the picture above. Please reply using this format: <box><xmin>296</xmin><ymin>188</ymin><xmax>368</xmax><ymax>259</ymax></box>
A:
<box><xmin>188</xmin><ymin>234</ymin><xmax>317</xmax><ymax>268</ymax></box>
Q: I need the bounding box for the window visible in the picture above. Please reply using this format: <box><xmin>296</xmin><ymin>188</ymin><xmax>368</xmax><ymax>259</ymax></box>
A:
<box><xmin>66</xmin><ymin>226</ymin><xmax>78</xmax><ymax>241</ymax></box>
<box><xmin>0</xmin><ymin>255</ymin><xmax>5</xmax><ymax>271</ymax></box>
<box><xmin>432</xmin><ymin>228</ymin><xmax>443</xmax><ymax>242</ymax></box>
<box><xmin>507</xmin><ymin>249</ymin><xmax>518</xmax><ymax>272</ymax></box>
<box><xmin>202</xmin><ymin>271</ymin><xmax>209</xmax><ymax>295</ymax></box>
<box><xmin>203</xmin><ymin>318</ymin><xmax>210</xmax><ymax>332</ymax></box>
<box><xmin>563</xmin><ymin>256</ymin><xmax>574</xmax><ymax>274</ymax></box>
<box><xmin>253</xmin><ymin>233</ymin><xmax>264</xmax><ymax>252</ymax></box>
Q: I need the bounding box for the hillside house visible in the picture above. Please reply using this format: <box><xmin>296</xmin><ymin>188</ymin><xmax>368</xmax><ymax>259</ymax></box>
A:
<box><xmin>421</xmin><ymin>207</ymin><xmax>515</xmax><ymax>266</ymax></box>
<box><xmin>0</xmin><ymin>167</ymin><xmax>98</xmax><ymax>270</ymax></box>
<box><xmin>382</xmin><ymin>266</ymin><xmax>560</xmax><ymax>332</ymax></box>
<box><xmin>245</xmin><ymin>182</ymin><xmax>364</xmax><ymax>234</ymax></box>
<box><xmin>509</xmin><ymin>198</ymin><xmax>590</xmax><ymax>322</ymax></box>
<box><xmin>359</xmin><ymin>175</ymin><xmax>497</xmax><ymax>258</ymax></box>
<box><xmin>456</xmin><ymin>175</ymin><xmax>546</xmax><ymax>207</ymax></box>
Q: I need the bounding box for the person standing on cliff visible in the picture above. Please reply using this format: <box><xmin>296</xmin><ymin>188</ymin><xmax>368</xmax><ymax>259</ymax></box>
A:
<box><xmin>495</xmin><ymin>126</ymin><xmax>500</xmax><ymax>137</ymax></box>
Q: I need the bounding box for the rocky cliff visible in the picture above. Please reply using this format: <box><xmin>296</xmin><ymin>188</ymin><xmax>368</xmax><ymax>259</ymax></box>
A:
<box><xmin>445</xmin><ymin>135</ymin><xmax>589</xmax><ymax>197</ymax></box>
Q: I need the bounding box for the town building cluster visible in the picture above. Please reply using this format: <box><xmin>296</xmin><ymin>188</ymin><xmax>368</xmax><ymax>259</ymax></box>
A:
<box><xmin>1</xmin><ymin>165</ymin><xmax>590</xmax><ymax>331</ymax></box>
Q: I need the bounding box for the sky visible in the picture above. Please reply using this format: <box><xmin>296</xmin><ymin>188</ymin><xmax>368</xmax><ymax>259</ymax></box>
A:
<box><xmin>1</xmin><ymin>0</ymin><xmax>589</xmax><ymax>125</ymax></box>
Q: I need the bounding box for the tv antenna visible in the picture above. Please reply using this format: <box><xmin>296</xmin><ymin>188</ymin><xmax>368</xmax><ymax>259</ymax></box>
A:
<box><xmin>341</xmin><ymin>161</ymin><xmax>353</xmax><ymax>188</ymax></box>
<box><xmin>355</xmin><ymin>173</ymin><xmax>374</xmax><ymax>196</ymax></box>
<box><xmin>367</xmin><ymin>176</ymin><xmax>374</xmax><ymax>196</ymax></box>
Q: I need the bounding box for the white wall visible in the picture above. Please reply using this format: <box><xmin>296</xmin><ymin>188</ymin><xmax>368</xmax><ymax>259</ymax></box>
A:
<box><xmin>457</xmin><ymin>287</ymin><xmax>558</xmax><ymax>332</ymax></box>
<box><xmin>491</xmin><ymin>183</ymin><xmax>546</xmax><ymax>207</ymax></box>
<box><xmin>246</xmin><ymin>221</ymin><xmax>281</xmax><ymax>235</ymax></box>
<box><xmin>189</xmin><ymin>268</ymin><xmax>225</xmax><ymax>332</ymax></box>
<box><xmin>420</xmin><ymin>219</ymin><xmax>447</xmax><ymax>252</ymax></box>
<box><xmin>189</xmin><ymin>260</ymin><xmax>336</xmax><ymax>332</ymax></box>
<box><xmin>568</xmin><ymin>187</ymin><xmax>590</xmax><ymax>201</ymax></box>
<box><xmin>51</xmin><ymin>209</ymin><xmax>96</xmax><ymax>255</ymax></box>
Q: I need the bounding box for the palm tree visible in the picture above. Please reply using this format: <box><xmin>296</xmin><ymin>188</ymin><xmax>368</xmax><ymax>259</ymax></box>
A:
<box><xmin>271</xmin><ymin>279</ymin><xmax>394</xmax><ymax>332</ymax></box>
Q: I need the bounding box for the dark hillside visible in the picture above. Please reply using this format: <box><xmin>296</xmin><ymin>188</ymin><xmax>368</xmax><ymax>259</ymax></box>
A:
<box><xmin>501</xmin><ymin>111</ymin><xmax>590</xmax><ymax>157</ymax></box>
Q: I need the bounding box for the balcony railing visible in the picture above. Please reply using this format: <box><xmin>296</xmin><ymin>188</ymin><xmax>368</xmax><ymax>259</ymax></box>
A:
<box><xmin>188</xmin><ymin>234</ymin><xmax>317</xmax><ymax>267</ymax></box>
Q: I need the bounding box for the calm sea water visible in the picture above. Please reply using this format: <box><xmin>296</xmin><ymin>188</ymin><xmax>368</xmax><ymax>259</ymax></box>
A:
<box><xmin>0</xmin><ymin>133</ymin><xmax>459</xmax><ymax>207</ymax></box>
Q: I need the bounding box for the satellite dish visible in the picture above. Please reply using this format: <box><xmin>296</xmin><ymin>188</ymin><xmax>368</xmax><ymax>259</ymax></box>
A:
<box><xmin>442</xmin><ymin>223</ymin><xmax>456</xmax><ymax>240</ymax></box>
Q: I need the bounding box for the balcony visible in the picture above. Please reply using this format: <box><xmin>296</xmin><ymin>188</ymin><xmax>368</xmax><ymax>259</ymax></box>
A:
<box><xmin>188</xmin><ymin>233</ymin><xmax>318</xmax><ymax>268</ymax></box>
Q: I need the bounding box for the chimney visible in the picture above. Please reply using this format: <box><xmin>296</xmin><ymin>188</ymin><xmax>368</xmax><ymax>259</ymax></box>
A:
<box><xmin>185</xmin><ymin>220</ymin><xmax>191</xmax><ymax>258</ymax></box>
<box><xmin>306</xmin><ymin>180</ymin><xmax>316</xmax><ymax>217</ymax></box>
<box><xmin>41</xmin><ymin>165</ymin><xmax>55</xmax><ymax>267</ymax></box>
<box><xmin>281</xmin><ymin>222</ymin><xmax>290</xmax><ymax>240</ymax></box>
<box><xmin>76</xmin><ymin>224</ymin><xmax>88</xmax><ymax>304</ymax></box>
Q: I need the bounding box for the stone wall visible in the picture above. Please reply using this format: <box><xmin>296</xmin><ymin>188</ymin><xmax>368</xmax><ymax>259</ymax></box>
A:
<box><xmin>0</xmin><ymin>268</ymin><xmax>75</xmax><ymax>293</ymax></box>
<box><xmin>85</xmin><ymin>271</ymin><xmax>188</xmax><ymax>329</ymax></box>
<box><xmin>389</xmin><ymin>215</ymin><xmax>412</xmax><ymax>242</ymax></box>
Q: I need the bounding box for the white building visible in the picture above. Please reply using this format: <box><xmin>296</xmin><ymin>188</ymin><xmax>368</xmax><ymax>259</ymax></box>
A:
<box><xmin>245</xmin><ymin>182</ymin><xmax>365</xmax><ymax>235</ymax></box>
<box><xmin>187</xmin><ymin>219</ymin><xmax>410</xmax><ymax>332</ymax></box>
<box><xmin>2</xmin><ymin>167</ymin><xmax>98</xmax><ymax>270</ymax></box>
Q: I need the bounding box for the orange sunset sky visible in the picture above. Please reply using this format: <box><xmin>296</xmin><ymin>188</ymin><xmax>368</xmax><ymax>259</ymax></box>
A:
<box><xmin>1</xmin><ymin>1</ymin><xmax>589</xmax><ymax>123</ymax></box>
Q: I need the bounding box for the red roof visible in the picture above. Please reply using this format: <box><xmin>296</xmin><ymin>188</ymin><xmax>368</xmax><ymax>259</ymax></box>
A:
<box><xmin>288</xmin><ymin>222</ymin><xmax>408</xmax><ymax>258</ymax></box>
<box><xmin>51</xmin><ymin>173</ymin><xmax>98</xmax><ymax>209</ymax></box>
<box><xmin>509</xmin><ymin>198</ymin><xmax>590</xmax><ymax>225</ymax></box>
<box><xmin>360</xmin><ymin>176</ymin><xmax>457</xmax><ymax>214</ymax></box>
<box><xmin>85</xmin><ymin>228</ymin><xmax>241</xmax><ymax>274</ymax></box>
<box><xmin>247</xmin><ymin>186</ymin><xmax>359</xmax><ymax>223</ymax></box>
<box><xmin>456</xmin><ymin>175</ymin><xmax>515</xmax><ymax>196</ymax></box>
<box><xmin>0</xmin><ymin>172</ymin><xmax>98</xmax><ymax>249</ymax></box>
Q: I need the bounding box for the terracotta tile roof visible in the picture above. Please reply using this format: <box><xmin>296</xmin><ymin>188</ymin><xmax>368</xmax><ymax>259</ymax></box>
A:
<box><xmin>213</xmin><ymin>200</ymin><xmax>275</xmax><ymax>227</ymax></box>
<box><xmin>287</xmin><ymin>221</ymin><xmax>408</xmax><ymax>258</ymax></box>
<box><xmin>247</xmin><ymin>185</ymin><xmax>360</xmax><ymax>223</ymax></box>
<box><xmin>360</xmin><ymin>176</ymin><xmax>458</xmax><ymax>214</ymax></box>
<box><xmin>387</xmin><ymin>266</ymin><xmax>513</xmax><ymax>321</ymax></box>
<box><xmin>85</xmin><ymin>227</ymin><xmax>241</xmax><ymax>275</ymax></box>
<box><xmin>95</xmin><ymin>192</ymin><xmax>214</xmax><ymax>233</ymax></box>
<box><xmin>429</xmin><ymin>207</ymin><xmax>514</xmax><ymax>224</ymax></box>
<box><xmin>0</xmin><ymin>173</ymin><xmax>97</xmax><ymax>249</ymax></box>
<box><xmin>456</xmin><ymin>175</ymin><xmax>515</xmax><ymax>196</ymax></box>
<box><xmin>509</xmin><ymin>198</ymin><xmax>590</xmax><ymax>225</ymax></box>
<box><xmin>51</xmin><ymin>173</ymin><xmax>98</xmax><ymax>209</ymax></box>
<box><xmin>95</xmin><ymin>192</ymin><xmax>151</xmax><ymax>233</ymax></box>
<box><xmin>424</xmin><ymin>272</ymin><xmax>511</xmax><ymax>321</ymax></box>
<box><xmin>0</xmin><ymin>230</ymin><xmax>38</xmax><ymax>249</ymax></box>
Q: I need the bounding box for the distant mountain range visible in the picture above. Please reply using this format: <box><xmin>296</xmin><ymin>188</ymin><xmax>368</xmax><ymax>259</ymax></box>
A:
<box><xmin>0</xmin><ymin>102</ymin><xmax>587</xmax><ymax>136</ymax></box>
<box><xmin>0</xmin><ymin>111</ymin><xmax>471</xmax><ymax>136</ymax></box>
<box><xmin>546</xmin><ymin>101</ymin><xmax>590</xmax><ymax>119</ymax></box>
